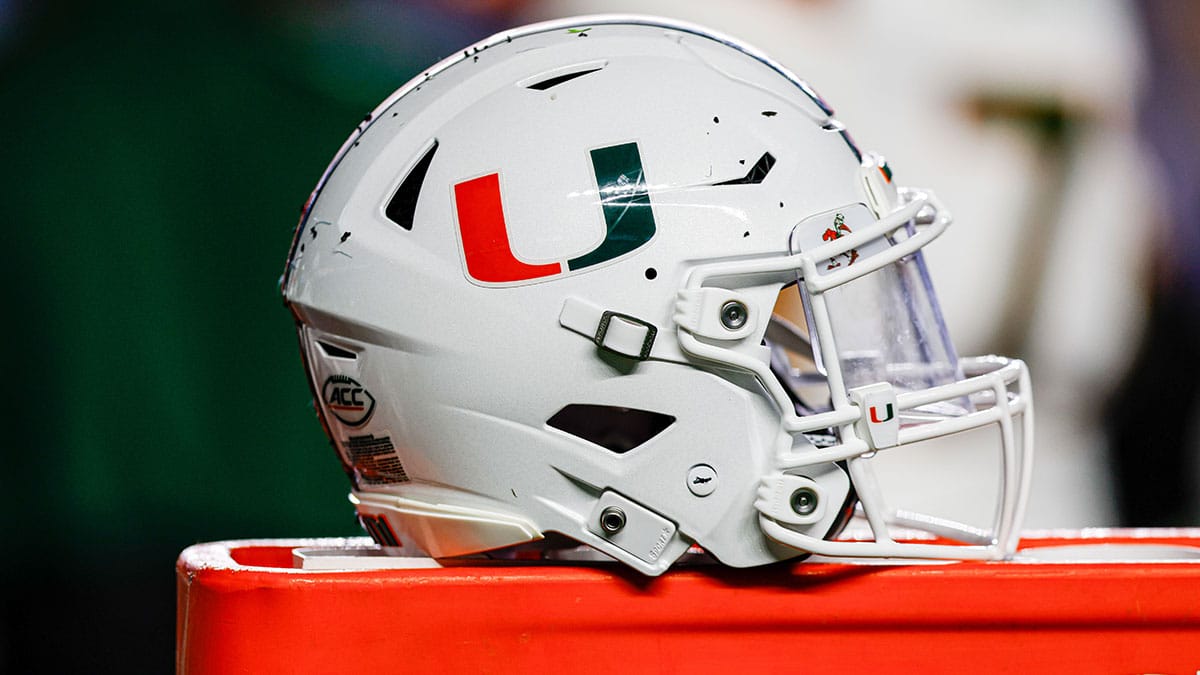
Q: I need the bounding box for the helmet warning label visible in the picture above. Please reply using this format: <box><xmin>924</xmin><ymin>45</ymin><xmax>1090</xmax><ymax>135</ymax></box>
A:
<box><xmin>323</xmin><ymin>374</ymin><xmax>376</xmax><ymax>427</ymax></box>
<box><xmin>345</xmin><ymin>433</ymin><xmax>410</xmax><ymax>486</ymax></box>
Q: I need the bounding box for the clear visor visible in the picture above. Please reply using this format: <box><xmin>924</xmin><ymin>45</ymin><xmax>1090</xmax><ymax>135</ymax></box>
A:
<box><xmin>770</xmin><ymin>202</ymin><xmax>967</xmax><ymax>421</ymax></box>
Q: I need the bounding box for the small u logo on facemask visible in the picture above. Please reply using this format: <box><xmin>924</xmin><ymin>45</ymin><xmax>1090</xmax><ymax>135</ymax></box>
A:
<box><xmin>869</xmin><ymin>403</ymin><xmax>895</xmax><ymax>424</ymax></box>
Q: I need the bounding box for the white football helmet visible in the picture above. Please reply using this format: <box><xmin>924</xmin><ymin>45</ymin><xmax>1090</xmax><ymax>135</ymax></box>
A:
<box><xmin>282</xmin><ymin>15</ymin><xmax>1033</xmax><ymax>575</ymax></box>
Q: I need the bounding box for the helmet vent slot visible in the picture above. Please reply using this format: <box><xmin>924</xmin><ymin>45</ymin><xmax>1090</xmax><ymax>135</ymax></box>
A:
<box><xmin>525</xmin><ymin>65</ymin><xmax>604</xmax><ymax>91</ymax></box>
<box><xmin>358</xmin><ymin>514</ymin><xmax>401</xmax><ymax>547</ymax></box>
<box><xmin>385</xmin><ymin>139</ymin><xmax>439</xmax><ymax>231</ymax></box>
<box><xmin>714</xmin><ymin>152</ymin><xmax>776</xmax><ymax>185</ymax></box>
<box><xmin>546</xmin><ymin>404</ymin><xmax>674</xmax><ymax>454</ymax></box>
<box><xmin>317</xmin><ymin>341</ymin><xmax>357</xmax><ymax>360</ymax></box>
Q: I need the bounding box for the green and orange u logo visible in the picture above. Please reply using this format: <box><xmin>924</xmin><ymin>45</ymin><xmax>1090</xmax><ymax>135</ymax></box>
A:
<box><xmin>453</xmin><ymin>142</ymin><xmax>656</xmax><ymax>284</ymax></box>
<box><xmin>869</xmin><ymin>404</ymin><xmax>895</xmax><ymax>424</ymax></box>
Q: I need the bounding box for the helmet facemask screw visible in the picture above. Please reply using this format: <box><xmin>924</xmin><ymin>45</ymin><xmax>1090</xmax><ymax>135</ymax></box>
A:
<box><xmin>789</xmin><ymin>487</ymin><xmax>818</xmax><ymax>517</ymax></box>
<box><xmin>720</xmin><ymin>300</ymin><xmax>749</xmax><ymax>330</ymax></box>
<box><xmin>599</xmin><ymin>506</ymin><xmax>627</xmax><ymax>534</ymax></box>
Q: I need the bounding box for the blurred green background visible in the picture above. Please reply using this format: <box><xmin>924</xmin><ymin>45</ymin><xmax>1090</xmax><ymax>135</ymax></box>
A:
<box><xmin>0</xmin><ymin>1</ymin><xmax>517</xmax><ymax>671</ymax></box>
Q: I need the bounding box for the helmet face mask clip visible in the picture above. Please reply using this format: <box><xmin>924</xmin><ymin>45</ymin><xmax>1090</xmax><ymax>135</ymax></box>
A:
<box><xmin>283</xmin><ymin>15</ymin><xmax>1033</xmax><ymax>575</ymax></box>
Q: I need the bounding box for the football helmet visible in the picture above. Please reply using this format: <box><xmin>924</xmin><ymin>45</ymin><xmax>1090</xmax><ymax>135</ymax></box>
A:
<box><xmin>282</xmin><ymin>15</ymin><xmax>1033</xmax><ymax>575</ymax></box>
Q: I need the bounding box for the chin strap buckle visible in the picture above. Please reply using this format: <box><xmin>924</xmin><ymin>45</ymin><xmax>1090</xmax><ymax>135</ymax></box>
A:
<box><xmin>560</xmin><ymin>297</ymin><xmax>658</xmax><ymax>361</ymax></box>
<box><xmin>595</xmin><ymin>311</ymin><xmax>657</xmax><ymax>360</ymax></box>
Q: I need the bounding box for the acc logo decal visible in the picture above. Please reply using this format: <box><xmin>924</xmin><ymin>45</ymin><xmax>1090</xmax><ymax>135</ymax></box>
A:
<box><xmin>453</xmin><ymin>142</ymin><xmax>657</xmax><ymax>284</ymax></box>
<box><xmin>323</xmin><ymin>374</ymin><xmax>376</xmax><ymax>427</ymax></box>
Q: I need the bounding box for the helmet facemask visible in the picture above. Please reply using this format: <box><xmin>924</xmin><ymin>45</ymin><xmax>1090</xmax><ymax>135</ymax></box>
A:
<box><xmin>681</xmin><ymin>185</ymin><xmax>1033</xmax><ymax>560</ymax></box>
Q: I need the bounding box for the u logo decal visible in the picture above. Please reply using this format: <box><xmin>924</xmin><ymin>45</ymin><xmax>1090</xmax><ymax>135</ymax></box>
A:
<box><xmin>453</xmin><ymin>142</ymin><xmax>657</xmax><ymax>284</ymax></box>
<box><xmin>869</xmin><ymin>404</ymin><xmax>895</xmax><ymax>424</ymax></box>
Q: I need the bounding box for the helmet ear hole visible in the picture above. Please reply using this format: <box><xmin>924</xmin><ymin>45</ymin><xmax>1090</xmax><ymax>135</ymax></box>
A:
<box><xmin>546</xmin><ymin>404</ymin><xmax>674</xmax><ymax>454</ymax></box>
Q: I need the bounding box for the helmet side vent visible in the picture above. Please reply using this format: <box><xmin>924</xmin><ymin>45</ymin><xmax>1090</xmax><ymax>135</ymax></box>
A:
<box><xmin>546</xmin><ymin>404</ymin><xmax>674</xmax><ymax>454</ymax></box>
<box><xmin>385</xmin><ymin>139</ymin><xmax>439</xmax><ymax>231</ymax></box>
<box><xmin>526</xmin><ymin>67</ymin><xmax>603</xmax><ymax>91</ymax></box>
<box><xmin>714</xmin><ymin>152</ymin><xmax>776</xmax><ymax>186</ymax></box>
<box><xmin>317</xmin><ymin>341</ymin><xmax>357</xmax><ymax>360</ymax></box>
<box><xmin>520</xmin><ymin>60</ymin><xmax>608</xmax><ymax>91</ymax></box>
<box><xmin>358</xmin><ymin>513</ymin><xmax>401</xmax><ymax>547</ymax></box>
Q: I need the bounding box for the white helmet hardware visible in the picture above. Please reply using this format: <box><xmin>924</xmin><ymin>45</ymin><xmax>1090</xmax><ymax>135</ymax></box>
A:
<box><xmin>282</xmin><ymin>15</ymin><xmax>1033</xmax><ymax>575</ymax></box>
